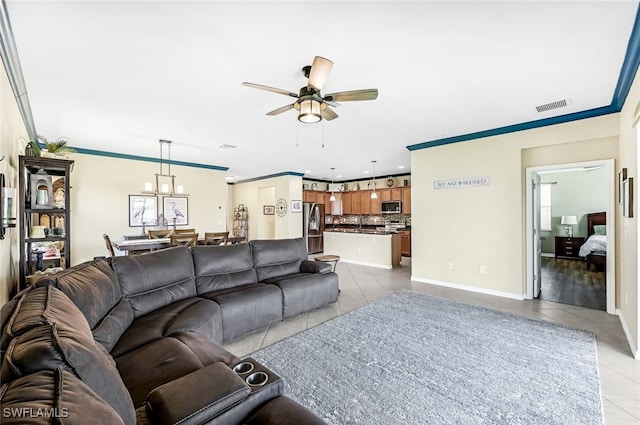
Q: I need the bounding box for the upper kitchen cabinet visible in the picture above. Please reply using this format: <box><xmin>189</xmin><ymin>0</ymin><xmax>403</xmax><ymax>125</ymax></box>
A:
<box><xmin>359</xmin><ymin>190</ymin><xmax>372</xmax><ymax>214</ymax></box>
<box><xmin>391</xmin><ymin>187</ymin><xmax>403</xmax><ymax>200</ymax></box>
<box><xmin>402</xmin><ymin>187</ymin><xmax>411</xmax><ymax>214</ymax></box>
<box><xmin>342</xmin><ymin>191</ymin><xmax>352</xmax><ymax>214</ymax></box>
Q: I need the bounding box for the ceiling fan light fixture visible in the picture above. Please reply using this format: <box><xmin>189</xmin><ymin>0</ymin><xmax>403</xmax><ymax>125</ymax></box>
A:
<box><xmin>298</xmin><ymin>99</ymin><xmax>321</xmax><ymax>123</ymax></box>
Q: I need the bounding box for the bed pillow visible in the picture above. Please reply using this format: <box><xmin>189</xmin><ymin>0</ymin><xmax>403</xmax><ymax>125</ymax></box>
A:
<box><xmin>593</xmin><ymin>225</ymin><xmax>606</xmax><ymax>235</ymax></box>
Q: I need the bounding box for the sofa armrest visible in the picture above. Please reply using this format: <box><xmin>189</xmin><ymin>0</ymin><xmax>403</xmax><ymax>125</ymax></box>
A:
<box><xmin>300</xmin><ymin>261</ymin><xmax>332</xmax><ymax>274</ymax></box>
<box><xmin>146</xmin><ymin>362</ymin><xmax>251</xmax><ymax>425</ymax></box>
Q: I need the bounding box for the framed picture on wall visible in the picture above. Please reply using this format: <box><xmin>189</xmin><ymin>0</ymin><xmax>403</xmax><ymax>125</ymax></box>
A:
<box><xmin>623</xmin><ymin>177</ymin><xmax>634</xmax><ymax>218</ymax></box>
<box><xmin>291</xmin><ymin>200</ymin><xmax>302</xmax><ymax>213</ymax></box>
<box><xmin>618</xmin><ymin>168</ymin><xmax>627</xmax><ymax>204</ymax></box>
<box><xmin>129</xmin><ymin>195</ymin><xmax>158</xmax><ymax>227</ymax></box>
<box><xmin>163</xmin><ymin>196</ymin><xmax>189</xmax><ymax>226</ymax></box>
<box><xmin>263</xmin><ymin>205</ymin><xmax>275</xmax><ymax>215</ymax></box>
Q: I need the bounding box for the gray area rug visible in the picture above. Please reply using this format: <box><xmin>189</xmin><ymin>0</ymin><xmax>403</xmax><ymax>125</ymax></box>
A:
<box><xmin>251</xmin><ymin>291</ymin><xmax>603</xmax><ymax>425</ymax></box>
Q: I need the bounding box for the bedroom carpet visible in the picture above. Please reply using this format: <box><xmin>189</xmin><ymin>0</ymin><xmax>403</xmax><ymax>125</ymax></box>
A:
<box><xmin>251</xmin><ymin>290</ymin><xmax>603</xmax><ymax>425</ymax></box>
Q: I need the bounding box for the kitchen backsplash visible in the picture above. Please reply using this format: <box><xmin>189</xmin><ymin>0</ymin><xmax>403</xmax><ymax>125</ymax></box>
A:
<box><xmin>326</xmin><ymin>214</ymin><xmax>411</xmax><ymax>226</ymax></box>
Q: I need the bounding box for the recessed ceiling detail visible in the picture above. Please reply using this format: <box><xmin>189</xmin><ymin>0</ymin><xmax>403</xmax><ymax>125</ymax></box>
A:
<box><xmin>535</xmin><ymin>99</ymin><xmax>568</xmax><ymax>113</ymax></box>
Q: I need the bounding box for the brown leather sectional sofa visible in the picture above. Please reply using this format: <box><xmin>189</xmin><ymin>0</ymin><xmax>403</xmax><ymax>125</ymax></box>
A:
<box><xmin>0</xmin><ymin>237</ymin><xmax>338</xmax><ymax>424</ymax></box>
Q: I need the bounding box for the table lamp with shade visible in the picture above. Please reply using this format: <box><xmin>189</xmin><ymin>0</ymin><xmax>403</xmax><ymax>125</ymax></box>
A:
<box><xmin>561</xmin><ymin>215</ymin><xmax>578</xmax><ymax>237</ymax></box>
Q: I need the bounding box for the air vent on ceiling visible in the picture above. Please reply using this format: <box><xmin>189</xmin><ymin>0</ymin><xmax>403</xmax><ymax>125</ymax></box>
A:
<box><xmin>220</xmin><ymin>144</ymin><xmax>237</xmax><ymax>149</ymax></box>
<box><xmin>535</xmin><ymin>99</ymin><xmax>568</xmax><ymax>113</ymax></box>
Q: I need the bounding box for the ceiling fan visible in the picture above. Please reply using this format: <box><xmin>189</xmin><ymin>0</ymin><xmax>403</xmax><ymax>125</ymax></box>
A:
<box><xmin>242</xmin><ymin>56</ymin><xmax>378</xmax><ymax>123</ymax></box>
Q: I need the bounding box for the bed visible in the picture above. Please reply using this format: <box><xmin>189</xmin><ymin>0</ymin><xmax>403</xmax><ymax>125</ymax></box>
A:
<box><xmin>579</xmin><ymin>211</ymin><xmax>607</xmax><ymax>271</ymax></box>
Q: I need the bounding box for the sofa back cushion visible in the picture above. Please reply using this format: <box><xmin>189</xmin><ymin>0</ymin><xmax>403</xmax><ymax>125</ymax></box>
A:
<box><xmin>35</xmin><ymin>258</ymin><xmax>122</xmax><ymax>327</ymax></box>
<box><xmin>1</xmin><ymin>286</ymin><xmax>135</xmax><ymax>425</ymax></box>
<box><xmin>250</xmin><ymin>238</ymin><xmax>308</xmax><ymax>282</ymax></box>
<box><xmin>1</xmin><ymin>369</ymin><xmax>126</xmax><ymax>425</ymax></box>
<box><xmin>111</xmin><ymin>246</ymin><xmax>197</xmax><ymax>318</ymax></box>
<box><xmin>191</xmin><ymin>244</ymin><xmax>258</xmax><ymax>294</ymax></box>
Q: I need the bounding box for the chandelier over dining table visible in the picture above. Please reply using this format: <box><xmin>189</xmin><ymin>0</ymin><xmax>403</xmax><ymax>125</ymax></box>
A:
<box><xmin>142</xmin><ymin>139</ymin><xmax>188</xmax><ymax>196</ymax></box>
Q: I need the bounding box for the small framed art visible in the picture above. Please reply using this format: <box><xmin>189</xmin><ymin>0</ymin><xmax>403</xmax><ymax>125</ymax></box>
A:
<box><xmin>129</xmin><ymin>195</ymin><xmax>158</xmax><ymax>227</ymax></box>
<box><xmin>263</xmin><ymin>205</ymin><xmax>275</xmax><ymax>215</ymax></box>
<box><xmin>291</xmin><ymin>200</ymin><xmax>302</xmax><ymax>213</ymax></box>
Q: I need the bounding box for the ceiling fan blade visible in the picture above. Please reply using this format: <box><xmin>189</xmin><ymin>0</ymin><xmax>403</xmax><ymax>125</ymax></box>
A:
<box><xmin>242</xmin><ymin>82</ymin><xmax>298</xmax><ymax>98</ymax></box>
<box><xmin>307</xmin><ymin>56</ymin><xmax>333</xmax><ymax>91</ymax></box>
<box><xmin>321</xmin><ymin>107</ymin><xmax>339</xmax><ymax>121</ymax></box>
<box><xmin>324</xmin><ymin>89</ymin><xmax>378</xmax><ymax>102</ymax></box>
<box><xmin>266</xmin><ymin>103</ymin><xmax>296</xmax><ymax>116</ymax></box>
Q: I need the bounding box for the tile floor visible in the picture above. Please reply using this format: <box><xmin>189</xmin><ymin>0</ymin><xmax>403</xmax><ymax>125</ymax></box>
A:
<box><xmin>222</xmin><ymin>258</ymin><xmax>640</xmax><ymax>425</ymax></box>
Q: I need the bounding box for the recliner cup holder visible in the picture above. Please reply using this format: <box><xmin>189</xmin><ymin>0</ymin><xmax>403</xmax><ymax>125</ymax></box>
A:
<box><xmin>245</xmin><ymin>371</ymin><xmax>269</xmax><ymax>387</ymax></box>
<box><xmin>233</xmin><ymin>361</ymin><xmax>254</xmax><ymax>374</ymax></box>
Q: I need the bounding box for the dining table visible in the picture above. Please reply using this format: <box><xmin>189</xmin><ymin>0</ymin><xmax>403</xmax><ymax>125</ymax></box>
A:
<box><xmin>111</xmin><ymin>236</ymin><xmax>247</xmax><ymax>254</ymax></box>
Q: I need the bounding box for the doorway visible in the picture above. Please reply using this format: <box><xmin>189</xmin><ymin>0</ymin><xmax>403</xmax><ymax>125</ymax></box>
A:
<box><xmin>525</xmin><ymin>159</ymin><xmax>615</xmax><ymax>314</ymax></box>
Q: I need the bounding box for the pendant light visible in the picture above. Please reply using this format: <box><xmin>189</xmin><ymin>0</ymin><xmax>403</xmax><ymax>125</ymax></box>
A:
<box><xmin>142</xmin><ymin>139</ymin><xmax>188</xmax><ymax>196</ymax></box>
<box><xmin>370</xmin><ymin>160</ymin><xmax>378</xmax><ymax>199</ymax></box>
<box><xmin>329</xmin><ymin>168</ymin><xmax>336</xmax><ymax>202</ymax></box>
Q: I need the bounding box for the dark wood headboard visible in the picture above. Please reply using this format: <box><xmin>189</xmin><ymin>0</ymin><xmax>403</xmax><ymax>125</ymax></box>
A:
<box><xmin>587</xmin><ymin>212</ymin><xmax>606</xmax><ymax>236</ymax></box>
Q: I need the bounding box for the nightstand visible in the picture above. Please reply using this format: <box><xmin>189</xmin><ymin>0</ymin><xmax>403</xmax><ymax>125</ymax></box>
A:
<box><xmin>555</xmin><ymin>236</ymin><xmax>586</xmax><ymax>260</ymax></box>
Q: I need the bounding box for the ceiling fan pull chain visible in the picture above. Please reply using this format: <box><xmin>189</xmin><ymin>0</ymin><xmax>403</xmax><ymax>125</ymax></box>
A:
<box><xmin>322</xmin><ymin>123</ymin><xmax>325</xmax><ymax>148</ymax></box>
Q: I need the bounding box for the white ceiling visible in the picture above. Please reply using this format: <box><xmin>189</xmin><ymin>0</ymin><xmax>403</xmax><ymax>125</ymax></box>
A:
<box><xmin>5</xmin><ymin>1</ymin><xmax>638</xmax><ymax>182</ymax></box>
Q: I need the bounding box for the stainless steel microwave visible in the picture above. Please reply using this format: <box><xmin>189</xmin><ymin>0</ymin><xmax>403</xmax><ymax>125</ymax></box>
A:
<box><xmin>381</xmin><ymin>200</ymin><xmax>402</xmax><ymax>214</ymax></box>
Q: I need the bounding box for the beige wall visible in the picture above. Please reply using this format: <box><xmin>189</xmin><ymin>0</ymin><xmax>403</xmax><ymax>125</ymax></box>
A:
<box><xmin>618</xmin><ymin>68</ymin><xmax>639</xmax><ymax>357</ymax></box>
<box><xmin>231</xmin><ymin>175</ymin><xmax>303</xmax><ymax>241</ymax></box>
<box><xmin>411</xmin><ymin>114</ymin><xmax>619</xmax><ymax>299</ymax></box>
<box><xmin>0</xmin><ymin>56</ymin><xmax>29</xmax><ymax>303</ymax></box>
<box><xmin>70</xmin><ymin>153</ymin><xmax>229</xmax><ymax>262</ymax></box>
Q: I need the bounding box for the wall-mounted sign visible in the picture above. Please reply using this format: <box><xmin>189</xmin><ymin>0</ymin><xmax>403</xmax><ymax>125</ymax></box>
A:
<box><xmin>434</xmin><ymin>176</ymin><xmax>490</xmax><ymax>190</ymax></box>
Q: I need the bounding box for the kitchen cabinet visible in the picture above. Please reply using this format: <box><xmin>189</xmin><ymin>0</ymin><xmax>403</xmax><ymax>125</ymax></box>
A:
<box><xmin>19</xmin><ymin>156</ymin><xmax>74</xmax><ymax>290</ymax></box>
<box><xmin>359</xmin><ymin>190</ymin><xmax>372</xmax><ymax>214</ymax></box>
<box><xmin>370</xmin><ymin>190</ymin><xmax>381</xmax><ymax>214</ymax></box>
<box><xmin>401</xmin><ymin>230</ymin><xmax>411</xmax><ymax>257</ymax></box>
<box><xmin>342</xmin><ymin>191</ymin><xmax>352</xmax><ymax>214</ymax></box>
<box><xmin>402</xmin><ymin>187</ymin><xmax>411</xmax><ymax>214</ymax></box>
<box><xmin>390</xmin><ymin>187</ymin><xmax>402</xmax><ymax>200</ymax></box>
<box><xmin>379</xmin><ymin>188</ymin><xmax>391</xmax><ymax>201</ymax></box>
<box><xmin>351</xmin><ymin>190</ymin><xmax>362</xmax><ymax>214</ymax></box>
<box><xmin>323</xmin><ymin>192</ymin><xmax>332</xmax><ymax>215</ymax></box>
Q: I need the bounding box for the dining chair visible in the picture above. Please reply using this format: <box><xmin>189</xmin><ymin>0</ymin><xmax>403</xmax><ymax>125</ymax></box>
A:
<box><xmin>173</xmin><ymin>228</ymin><xmax>196</xmax><ymax>234</ymax></box>
<box><xmin>170</xmin><ymin>232</ymin><xmax>198</xmax><ymax>247</ymax></box>
<box><xmin>204</xmin><ymin>231</ymin><xmax>229</xmax><ymax>246</ymax></box>
<box><xmin>103</xmin><ymin>234</ymin><xmax>116</xmax><ymax>257</ymax></box>
<box><xmin>148</xmin><ymin>229</ymin><xmax>173</xmax><ymax>239</ymax></box>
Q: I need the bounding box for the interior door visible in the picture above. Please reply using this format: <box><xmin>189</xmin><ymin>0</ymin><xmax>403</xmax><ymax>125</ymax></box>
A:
<box><xmin>532</xmin><ymin>173</ymin><xmax>542</xmax><ymax>298</ymax></box>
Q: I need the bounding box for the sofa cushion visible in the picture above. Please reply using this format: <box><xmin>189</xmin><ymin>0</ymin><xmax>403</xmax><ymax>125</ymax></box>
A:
<box><xmin>34</xmin><ymin>258</ymin><xmax>121</xmax><ymax>329</ymax></box>
<box><xmin>112</xmin><ymin>246</ymin><xmax>197</xmax><ymax>318</ymax></box>
<box><xmin>115</xmin><ymin>332</ymin><xmax>240</xmax><ymax>408</ymax></box>
<box><xmin>250</xmin><ymin>238</ymin><xmax>308</xmax><ymax>282</ymax></box>
<box><xmin>110</xmin><ymin>297</ymin><xmax>222</xmax><ymax>358</ymax></box>
<box><xmin>0</xmin><ymin>368</ymin><xmax>125</xmax><ymax>425</ymax></box>
<box><xmin>92</xmin><ymin>298</ymin><xmax>135</xmax><ymax>352</ymax></box>
<box><xmin>200</xmin><ymin>284</ymin><xmax>283</xmax><ymax>342</ymax></box>
<box><xmin>272</xmin><ymin>273</ymin><xmax>340</xmax><ymax>319</ymax></box>
<box><xmin>0</xmin><ymin>286</ymin><xmax>135</xmax><ymax>425</ymax></box>
<box><xmin>191</xmin><ymin>244</ymin><xmax>258</xmax><ymax>293</ymax></box>
<box><xmin>3</xmin><ymin>285</ymin><xmax>92</xmax><ymax>338</ymax></box>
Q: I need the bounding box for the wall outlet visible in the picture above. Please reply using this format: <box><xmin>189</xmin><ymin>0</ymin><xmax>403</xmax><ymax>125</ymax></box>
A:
<box><xmin>480</xmin><ymin>265</ymin><xmax>486</xmax><ymax>274</ymax></box>
<box><xmin>448</xmin><ymin>262</ymin><xmax>454</xmax><ymax>270</ymax></box>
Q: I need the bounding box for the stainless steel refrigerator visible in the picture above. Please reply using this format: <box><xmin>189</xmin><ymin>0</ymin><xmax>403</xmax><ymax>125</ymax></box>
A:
<box><xmin>303</xmin><ymin>202</ymin><xmax>324</xmax><ymax>254</ymax></box>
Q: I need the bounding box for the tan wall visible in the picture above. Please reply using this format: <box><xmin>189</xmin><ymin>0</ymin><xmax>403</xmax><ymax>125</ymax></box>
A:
<box><xmin>0</xmin><ymin>57</ymin><xmax>29</xmax><ymax>302</ymax></box>
<box><xmin>70</xmin><ymin>153</ymin><xmax>229</xmax><ymax>263</ymax></box>
<box><xmin>411</xmin><ymin>114</ymin><xmax>619</xmax><ymax>298</ymax></box>
<box><xmin>618</xmin><ymin>69</ymin><xmax>640</xmax><ymax>355</ymax></box>
<box><xmin>231</xmin><ymin>175</ymin><xmax>303</xmax><ymax>240</ymax></box>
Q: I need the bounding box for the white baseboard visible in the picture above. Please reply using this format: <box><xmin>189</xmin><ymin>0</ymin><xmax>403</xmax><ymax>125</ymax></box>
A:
<box><xmin>411</xmin><ymin>276</ymin><xmax>525</xmax><ymax>301</ymax></box>
<box><xmin>339</xmin><ymin>259</ymin><xmax>393</xmax><ymax>270</ymax></box>
<box><xmin>616</xmin><ymin>309</ymin><xmax>640</xmax><ymax>360</ymax></box>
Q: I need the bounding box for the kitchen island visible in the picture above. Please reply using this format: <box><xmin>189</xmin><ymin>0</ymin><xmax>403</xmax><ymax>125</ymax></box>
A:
<box><xmin>323</xmin><ymin>230</ymin><xmax>401</xmax><ymax>269</ymax></box>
